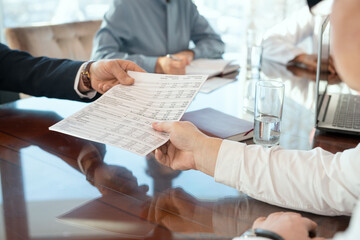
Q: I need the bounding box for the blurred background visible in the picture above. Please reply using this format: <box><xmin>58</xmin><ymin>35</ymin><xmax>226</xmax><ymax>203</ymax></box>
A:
<box><xmin>0</xmin><ymin>0</ymin><xmax>306</xmax><ymax>52</ymax></box>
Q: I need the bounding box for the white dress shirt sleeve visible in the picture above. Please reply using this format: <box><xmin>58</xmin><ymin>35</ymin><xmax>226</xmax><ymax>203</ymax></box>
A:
<box><xmin>332</xmin><ymin>199</ymin><xmax>360</xmax><ymax>239</ymax></box>
<box><xmin>73</xmin><ymin>63</ymin><xmax>97</xmax><ymax>99</ymax></box>
<box><xmin>262</xmin><ymin>6</ymin><xmax>316</xmax><ymax>65</ymax></box>
<box><xmin>214</xmin><ymin>140</ymin><xmax>360</xmax><ymax>216</ymax></box>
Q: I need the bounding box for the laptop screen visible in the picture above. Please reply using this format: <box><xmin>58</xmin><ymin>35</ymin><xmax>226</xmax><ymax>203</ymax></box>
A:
<box><xmin>315</xmin><ymin>16</ymin><xmax>331</xmax><ymax>126</ymax></box>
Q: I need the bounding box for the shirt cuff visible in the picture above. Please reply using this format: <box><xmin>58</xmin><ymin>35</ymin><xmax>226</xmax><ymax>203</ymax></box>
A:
<box><xmin>214</xmin><ymin>140</ymin><xmax>246</xmax><ymax>190</ymax></box>
<box><xmin>74</xmin><ymin>63</ymin><xmax>97</xmax><ymax>99</ymax></box>
<box><xmin>191</xmin><ymin>47</ymin><xmax>202</xmax><ymax>59</ymax></box>
<box><xmin>143</xmin><ymin>56</ymin><xmax>159</xmax><ymax>73</ymax></box>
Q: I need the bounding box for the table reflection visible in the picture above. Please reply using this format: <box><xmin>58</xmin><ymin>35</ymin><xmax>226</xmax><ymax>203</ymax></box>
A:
<box><xmin>0</xmin><ymin>88</ymin><xmax>352</xmax><ymax>239</ymax></box>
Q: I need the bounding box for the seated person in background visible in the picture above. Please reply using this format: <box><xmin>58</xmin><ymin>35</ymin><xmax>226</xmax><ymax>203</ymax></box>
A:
<box><xmin>262</xmin><ymin>1</ymin><xmax>336</xmax><ymax>74</ymax></box>
<box><xmin>0</xmin><ymin>43</ymin><xmax>144</xmax><ymax>101</ymax></box>
<box><xmin>151</xmin><ymin>0</ymin><xmax>360</xmax><ymax>239</ymax></box>
<box><xmin>91</xmin><ymin>0</ymin><xmax>225</xmax><ymax>75</ymax></box>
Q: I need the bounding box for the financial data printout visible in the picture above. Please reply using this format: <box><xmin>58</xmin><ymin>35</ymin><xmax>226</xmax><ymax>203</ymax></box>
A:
<box><xmin>50</xmin><ymin>71</ymin><xmax>207</xmax><ymax>156</ymax></box>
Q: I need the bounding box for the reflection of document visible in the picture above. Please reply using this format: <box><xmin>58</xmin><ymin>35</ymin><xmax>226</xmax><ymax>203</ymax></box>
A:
<box><xmin>186</xmin><ymin>59</ymin><xmax>240</xmax><ymax>78</ymax></box>
<box><xmin>200</xmin><ymin>77</ymin><xmax>235</xmax><ymax>93</ymax></box>
<box><xmin>50</xmin><ymin>71</ymin><xmax>207</xmax><ymax>156</ymax></box>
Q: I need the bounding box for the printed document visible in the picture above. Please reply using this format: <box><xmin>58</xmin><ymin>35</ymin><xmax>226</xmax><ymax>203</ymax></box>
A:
<box><xmin>50</xmin><ymin>71</ymin><xmax>207</xmax><ymax>156</ymax></box>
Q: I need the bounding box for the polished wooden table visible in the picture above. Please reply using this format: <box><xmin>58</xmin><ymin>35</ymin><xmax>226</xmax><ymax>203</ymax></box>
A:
<box><xmin>0</xmin><ymin>61</ymin><xmax>357</xmax><ymax>240</ymax></box>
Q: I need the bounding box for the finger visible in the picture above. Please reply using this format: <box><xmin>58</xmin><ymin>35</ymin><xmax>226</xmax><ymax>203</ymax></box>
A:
<box><xmin>172</xmin><ymin>189</ymin><xmax>197</xmax><ymax>211</ymax></box>
<box><xmin>252</xmin><ymin>216</ymin><xmax>266</xmax><ymax>228</ymax></box>
<box><xmin>101</xmin><ymin>84</ymin><xmax>111</xmax><ymax>92</ymax></box>
<box><xmin>155</xmin><ymin>194</ymin><xmax>172</xmax><ymax>222</ymax></box>
<box><xmin>155</xmin><ymin>144</ymin><xmax>172</xmax><ymax>168</ymax></box>
<box><xmin>303</xmin><ymin>57</ymin><xmax>318</xmax><ymax>72</ymax></box>
<box><xmin>181</xmin><ymin>57</ymin><xmax>190</xmax><ymax>65</ymax></box>
<box><xmin>171</xmin><ymin>190</ymin><xmax>185</xmax><ymax>209</ymax></box>
<box><xmin>147</xmin><ymin>199</ymin><xmax>157</xmax><ymax>222</ymax></box>
<box><xmin>159</xmin><ymin>214</ymin><xmax>178</xmax><ymax>229</ymax></box>
<box><xmin>110</xmin><ymin>61</ymin><xmax>136</xmax><ymax>85</ymax></box>
<box><xmin>154</xmin><ymin>148</ymin><xmax>166</xmax><ymax>164</ymax></box>
<box><xmin>268</xmin><ymin>211</ymin><xmax>285</xmax><ymax>217</ymax></box>
<box><xmin>283</xmin><ymin>212</ymin><xmax>301</xmax><ymax>217</ymax></box>
<box><xmin>152</xmin><ymin>121</ymin><xmax>174</xmax><ymax>133</ymax></box>
<box><xmin>97</xmin><ymin>81</ymin><xmax>117</xmax><ymax>94</ymax></box>
<box><xmin>138</xmin><ymin>184</ymin><xmax>149</xmax><ymax>193</ymax></box>
<box><xmin>328</xmin><ymin>63</ymin><xmax>336</xmax><ymax>74</ymax></box>
<box><xmin>160</xmin><ymin>142</ymin><xmax>168</xmax><ymax>156</ymax></box>
<box><xmin>301</xmin><ymin>217</ymin><xmax>317</xmax><ymax>232</ymax></box>
<box><xmin>306</xmin><ymin>62</ymin><xmax>317</xmax><ymax>72</ymax></box>
<box><xmin>328</xmin><ymin>57</ymin><xmax>335</xmax><ymax>73</ymax></box>
<box><xmin>172</xmin><ymin>60</ymin><xmax>186</xmax><ymax>69</ymax></box>
<box><xmin>118</xmin><ymin>60</ymin><xmax>146</xmax><ymax>73</ymax></box>
<box><xmin>166</xmin><ymin>143</ymin><xmax>176</xmax><ymax>165</ymax></box>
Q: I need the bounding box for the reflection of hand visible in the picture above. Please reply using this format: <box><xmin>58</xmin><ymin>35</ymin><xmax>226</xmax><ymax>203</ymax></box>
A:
<box><xmin>77</xmin><ymin>144</ymin><xmax>148</xmax><ymax>196</ymax></box>
<box><xmin>328</xmin><ymin>55</ymin><xmax>336</xmax><ymax>75</ymax></box>
<box><xmin>252</xmin><ymin>212</ymin><xmax>323</xmax><ymax>240</ymax></box>
<box><xmin>287</xmin><ymin>65</ymin><xmax>342</xmax><ymax>85</ymax></box>
<box><xmin>79</xmin><ymin>59</ymin><xmax>145</xmax><ymax>94</ymax></box>
<box><xmin>147</xmin><ymin>188</ymin><xmax>213</xmax><ymax>233</ymax></box>
<box><xmin>287</xmin><ymin>65</ymin><xmax>317</xmax><ymax>81</ymax></box>
<box><xmin>152</xmin><ymin>121</ymin><xmax>222</xmax><ymax>176</ymax></box>
<box><xmin>291</xmin><ymin>54</ymin><xmax>318</xmax><ymax>72</ymax></box>
<box><xmin>291</xmin><ymin>54</ymin><xmax>337</xmax><ymax>75</ymax></box>
<box><xmin>93</xmin><ymin>164</ymin><xmax>149</xmax><ymax>197</ymax></box>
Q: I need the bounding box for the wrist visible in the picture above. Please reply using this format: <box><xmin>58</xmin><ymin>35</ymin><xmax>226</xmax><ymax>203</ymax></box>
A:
<box><xmin>194</xmin><ymin>135</ymin><xmax>222</xmax><ymax>177</ymax></box>
<box><xmin>184</xmin><ymin>50</ymin><xmax>195</xmax><ymax>61</ymax></box>
<box><xmin>78</xmin><ymin>60</ymin><xmax>95</xmax><ymax>93</ymax></box>
<box><xmin>155</xmin><ymin>57</ymin><xmax>165</xmax><ymax>73</ymax></box>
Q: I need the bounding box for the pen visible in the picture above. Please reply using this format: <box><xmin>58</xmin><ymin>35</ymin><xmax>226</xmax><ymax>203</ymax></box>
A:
<box><xmin>166</xmin><ymin>54</ymin><xmax>182</xmax><ymax>61</ymax></box>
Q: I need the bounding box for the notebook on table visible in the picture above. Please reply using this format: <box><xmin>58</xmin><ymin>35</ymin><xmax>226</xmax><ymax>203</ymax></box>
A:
<box><xmin>181</xmin><ymin>108</ymin><xmax>254</xmax><ymax>141</ymax></box>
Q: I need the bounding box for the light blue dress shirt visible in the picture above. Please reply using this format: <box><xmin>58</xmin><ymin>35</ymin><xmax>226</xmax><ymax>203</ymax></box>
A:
<box><xmin>91</xmin><ymin>0</ymin><xmax>225</xmax><ymax>73</ymax></box>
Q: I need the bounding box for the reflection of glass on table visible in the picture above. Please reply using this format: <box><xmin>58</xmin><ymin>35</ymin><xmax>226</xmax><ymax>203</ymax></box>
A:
<box><xmin>246</xmin><ymin>45</ymin><xmax>263</xmax><ymax>79</ymax></box>
<box><xmin>243</xmin><ymin>78</ymin><xmax>258</xmax><ymax>113</ymax></box>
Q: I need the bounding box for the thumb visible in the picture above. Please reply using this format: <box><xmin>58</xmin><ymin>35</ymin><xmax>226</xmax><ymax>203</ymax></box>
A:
<box><xmin>184</xmin><ymin>58</ymin><xmax>191</xmax><ymax>65</ymax></box>
<box><xmin>111</xmin><ymin>61</ymin><xmax>135</xmax><ymax>85</ymax></box>
<box><xmin>97</xmin><ymin>81</ymin><xmax>116</xmax><ymax>93</ymax></box>
<box><xmin>152</xmin><ymin>121</ymin><xmax>174</xmax><ymax>133</ymax></box>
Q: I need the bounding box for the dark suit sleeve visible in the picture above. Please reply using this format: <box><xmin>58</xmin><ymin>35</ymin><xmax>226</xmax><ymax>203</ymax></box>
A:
<box><xmin>0</xmin><ymin>43</ymin><xmax>89</xmax><ymax>101</ymax></box>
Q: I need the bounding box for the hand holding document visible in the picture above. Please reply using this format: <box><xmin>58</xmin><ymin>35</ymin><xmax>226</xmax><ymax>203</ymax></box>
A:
<box><xmin>50</xmin><ymin>71</ymin><xmax>207</xmax><ymax>156</ymax></box>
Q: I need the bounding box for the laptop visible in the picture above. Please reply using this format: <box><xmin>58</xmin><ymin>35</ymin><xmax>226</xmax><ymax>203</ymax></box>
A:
<box><xmin>315</xmin><ymin>16</ymin><xmax>360</xmax><ymax>135</ymax></box>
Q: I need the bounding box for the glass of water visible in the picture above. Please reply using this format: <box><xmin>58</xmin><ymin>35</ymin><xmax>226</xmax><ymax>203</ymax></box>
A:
<box><xmin>254</xmin><ymin>80</ymin><xmax>285</xmax><ymax>147</ymax></box>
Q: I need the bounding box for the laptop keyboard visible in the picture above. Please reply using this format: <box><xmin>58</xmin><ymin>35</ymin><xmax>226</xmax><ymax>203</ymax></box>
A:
<box><xmin>333</xmin><ymin>94</ymin><xmax>360</xmax><ymax>129</ymax></box>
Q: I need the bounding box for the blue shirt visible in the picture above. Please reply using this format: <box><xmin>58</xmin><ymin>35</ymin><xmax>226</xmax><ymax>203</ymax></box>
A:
<box><xmin>91</xmin><ymin>0</ymin><xmax>225</xmax><ymax>73</ymax></box>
